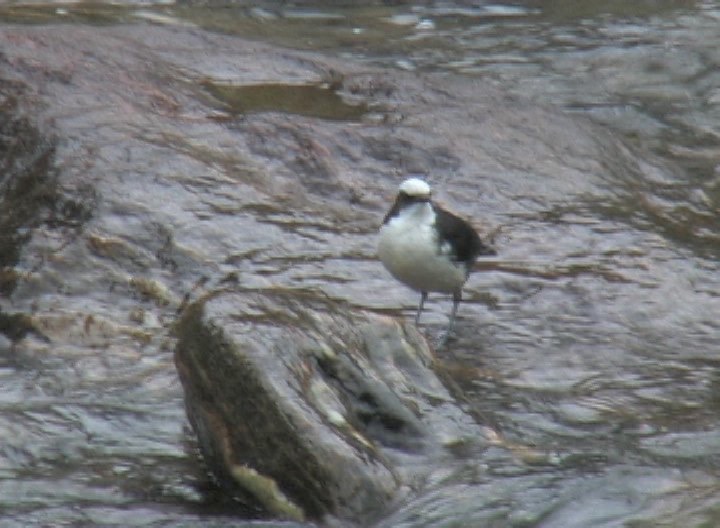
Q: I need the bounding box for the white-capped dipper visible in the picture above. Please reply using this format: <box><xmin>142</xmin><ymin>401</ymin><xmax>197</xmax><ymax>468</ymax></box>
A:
<box><xmin>378</xmin><ymin>177</ymin><xmax>495</xmax><ymax>342</ymax></box>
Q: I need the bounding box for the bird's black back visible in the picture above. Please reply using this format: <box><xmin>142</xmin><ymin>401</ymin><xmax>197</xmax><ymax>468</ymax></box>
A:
<box><xmin>434</xmin><ymin>205</ymin><xmax>496</xmax><ymax>265</ymax></box>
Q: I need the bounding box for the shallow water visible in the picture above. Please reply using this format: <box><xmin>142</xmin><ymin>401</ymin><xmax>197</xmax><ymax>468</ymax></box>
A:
<box><xmin>201</xmin><ymin>80</ymin><xmax>368</xmax><ymax>121</ymax></box>
<box><xmin>1</xmin><ymin>1</ymin><xmax>720</xmax><ymax>527</ymax></box>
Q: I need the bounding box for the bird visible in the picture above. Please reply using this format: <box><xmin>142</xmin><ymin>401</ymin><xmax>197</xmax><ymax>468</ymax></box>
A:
<box><xmin>378</xmin><ymin>177</ymin><xmax>495</xmax><ymax>343</ymax></box>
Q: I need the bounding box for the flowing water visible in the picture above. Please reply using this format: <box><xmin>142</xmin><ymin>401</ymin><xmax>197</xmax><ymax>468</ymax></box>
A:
<box><xmin>1</xmin><ymin>1</ymin><xmax>720</xmax><ymax>526</ymax></box>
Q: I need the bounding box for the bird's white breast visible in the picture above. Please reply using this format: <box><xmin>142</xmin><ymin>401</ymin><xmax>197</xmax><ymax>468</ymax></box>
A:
<box><xmin>378</xmin><ymin>202</ymin><xmax>468</xmax><ymax>294</ymax></box>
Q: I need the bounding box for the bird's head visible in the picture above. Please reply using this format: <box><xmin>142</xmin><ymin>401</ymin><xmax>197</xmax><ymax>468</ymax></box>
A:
<box><xmin>398</xmin><ymin>177</ymin><xmax>431</xmax><ymax>202</ymax></box>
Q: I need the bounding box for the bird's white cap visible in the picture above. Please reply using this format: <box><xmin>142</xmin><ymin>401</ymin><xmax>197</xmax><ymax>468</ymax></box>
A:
<box><xmin>398</xmin><ymin>177</ymin><xmax>431</xmax><ymax>197</ymax></box>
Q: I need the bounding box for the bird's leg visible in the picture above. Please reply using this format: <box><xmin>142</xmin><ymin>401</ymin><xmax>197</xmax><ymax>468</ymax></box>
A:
<box><xmin>415</xmin><ymin>291</ymin><xmax>428</xmax><ymax>325</ymax></box>
<box><xmin>438</xmin><ymin>291</ymin><xmax>462</xmax><ymax>347</ymax></box>
<box><xmin>448</xmin><ymin>290</ymin><xmax>461</xmax><ymax>334</ymax></box>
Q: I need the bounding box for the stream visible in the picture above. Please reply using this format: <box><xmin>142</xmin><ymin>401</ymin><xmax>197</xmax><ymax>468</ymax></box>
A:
<box><xmin>1</xmin><ymin>1</ymin><xmax>719</xmax><ymax>527</ymax></box>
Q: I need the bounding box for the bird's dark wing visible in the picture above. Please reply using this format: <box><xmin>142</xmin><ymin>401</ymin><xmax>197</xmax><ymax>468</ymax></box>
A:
<box><xmin>434</xmin><ymin>205</ymin><xmax>496</xmax><ymax>264</ymax></box>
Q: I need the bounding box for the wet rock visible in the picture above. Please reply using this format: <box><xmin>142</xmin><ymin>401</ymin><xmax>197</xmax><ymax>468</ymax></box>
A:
<box><xmin>0</xmin><ymin>80</ymin><xmax>58</xmax><ymax>291</ymax></box>
<box><xmin>175</xmin><ymin>288</ymin><xmax>492</xmax><ymax>523</ymax></box>
<box><xmin>0</xmin><ymin>21</ymin><xmax>688</xmax><ymax>528</ymax></box>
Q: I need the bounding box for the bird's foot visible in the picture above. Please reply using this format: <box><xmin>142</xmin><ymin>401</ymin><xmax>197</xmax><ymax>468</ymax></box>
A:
<box><xmin>435</xmin><ymin>330</ymin><xmax>454</xmax><ymax>349</ymax></box>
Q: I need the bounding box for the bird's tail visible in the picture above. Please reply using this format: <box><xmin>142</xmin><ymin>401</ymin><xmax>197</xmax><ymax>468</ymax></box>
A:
<box><xmin>477</xmin><ymin>240</ymin><xmax>497</xmax><ymax>257</ymax></box>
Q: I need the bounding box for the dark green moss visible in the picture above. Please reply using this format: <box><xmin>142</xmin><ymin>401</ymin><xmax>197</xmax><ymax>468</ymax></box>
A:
<box><xmin>0</xmin><ymin>80</ymin><xmax>95</xmax><ymax>295</ymax></box>
<box><xmin>0</xmin><ymin>310</ymin><xmax>34</xmax><ymax>341</ymax></box>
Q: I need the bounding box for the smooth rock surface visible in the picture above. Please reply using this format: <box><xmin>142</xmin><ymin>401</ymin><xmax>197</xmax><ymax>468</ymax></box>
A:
<box><xmin>175</xmin><ymin>289</ymin><xmax>495</xmax><ymax>523</ymax></box>
<box><xmin>0</xmin><ymin>21</ymin><xmax>696</xmax><ymax>527</ymax></box>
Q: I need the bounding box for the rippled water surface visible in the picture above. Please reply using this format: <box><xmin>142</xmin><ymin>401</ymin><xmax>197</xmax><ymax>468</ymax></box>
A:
<box><xmin>1</xmin><ymin>1</ymin><xmax>720</xmax><ymax>526</ymax></box>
